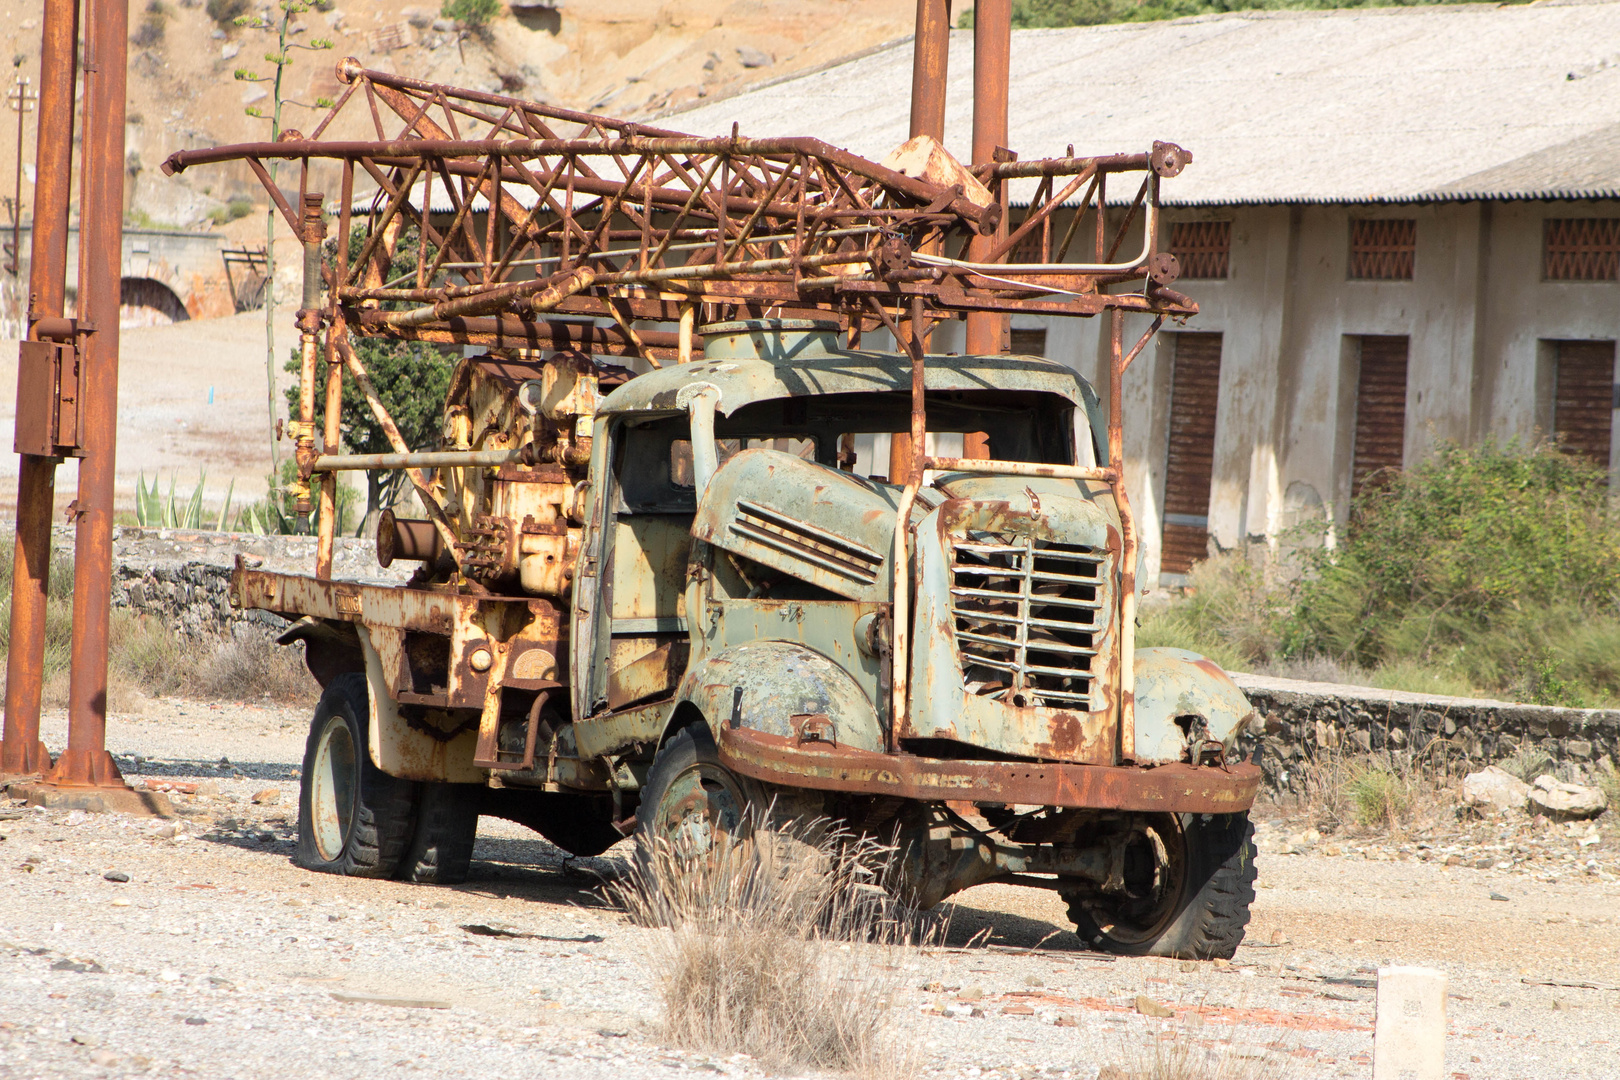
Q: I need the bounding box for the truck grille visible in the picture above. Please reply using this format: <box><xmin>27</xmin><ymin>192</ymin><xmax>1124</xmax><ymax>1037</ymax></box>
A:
<box><xmin>949</xmin><ymin>533</ymin><xmax>1103</xmax><ymax>710</ymax></box>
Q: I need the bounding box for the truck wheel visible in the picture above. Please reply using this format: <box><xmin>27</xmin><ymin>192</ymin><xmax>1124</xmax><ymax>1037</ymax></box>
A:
<box><xmin>295</xmin><ymin>673</ymin><xmax>419</xmax><ymax>878</ymax></box>
<box><xmin>1062</xmin><ymin>812</ymin><xmax>1256</xmax><ymax>960</ymax></box>
<box><xmin>635</xmin><ymin>724</ymin><xmax>760</xmax><ymax>865</ymax></box>
<box><xmin>401</xmin><ymin>783</ymin><xmax>480</xmax><ymax>885</ymax></box>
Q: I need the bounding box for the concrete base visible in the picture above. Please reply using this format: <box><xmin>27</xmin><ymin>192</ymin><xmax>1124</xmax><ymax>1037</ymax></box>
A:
<box><xmin>4</xmin><ymin>781</ymin><xmax>175</xmax><ymax>818</ymax></box>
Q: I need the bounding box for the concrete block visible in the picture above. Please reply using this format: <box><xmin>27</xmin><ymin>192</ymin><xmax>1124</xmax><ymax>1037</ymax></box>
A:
<box><xmin>1374</xmin><ymin>966</ymin><xmax>1446</xmax><ymax>1080</ymax></box>
<box><xmin>7</xmin><ymin>782</ymin><xmax>175</xmax><ymax>818</ymax></box>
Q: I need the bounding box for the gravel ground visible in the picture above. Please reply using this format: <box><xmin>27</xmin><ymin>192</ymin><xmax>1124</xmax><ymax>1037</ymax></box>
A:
<box><xmin>3</xmin><ymin>699</ymin><xmax>1619</xmax><ymax>1080</ymax></box>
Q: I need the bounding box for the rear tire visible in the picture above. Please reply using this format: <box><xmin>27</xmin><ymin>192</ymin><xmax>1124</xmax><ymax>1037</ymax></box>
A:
<box><xmin>295</xmin><ymin>673</ymin><xmax>419</xmax><ymax>878</ymax></box>
<box><xmin>401</xmin><ymin>782</ymin><xmax>481</xmax><ymax>884</ymax></box>
<box><xmin>1062</xmin><ymin>812</ymin><xmax>1256</xmax><ymax>959</ymax></box>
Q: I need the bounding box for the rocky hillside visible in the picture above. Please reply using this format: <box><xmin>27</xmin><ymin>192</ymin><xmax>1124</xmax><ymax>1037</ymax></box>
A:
<box><xmin>0</xmin><ymin>0</ymin><xmax>918</xmax><ymax>231</ymax></box>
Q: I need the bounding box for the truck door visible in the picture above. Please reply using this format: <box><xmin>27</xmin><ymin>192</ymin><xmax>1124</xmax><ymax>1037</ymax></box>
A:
<box><xmin>570</xmin><ymin>415</ymin><xmax>696</xmax><ymax>720</ymax></box>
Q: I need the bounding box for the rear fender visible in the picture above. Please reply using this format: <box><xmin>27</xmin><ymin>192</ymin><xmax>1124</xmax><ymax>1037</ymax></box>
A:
<box><xmin>357</xmin><ymin>625</ymin><xmax>483</xmax><ymax>783</ymax></box>
<box><xmin>1132</xmin><ymin>647</ymin><xmax>1258</xmax><ymax>765</ymax></box>
<box><xmin>672</xmin><ymin>641</ymin><xmax>883</xmax><ymax>752</ymax></box>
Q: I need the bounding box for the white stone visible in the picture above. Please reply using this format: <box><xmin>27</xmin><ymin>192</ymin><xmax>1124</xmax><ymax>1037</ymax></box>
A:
<box><xmin>1528</xmin><ymin>774</ymin><xmax>1607</xmax><ymax>819</ymax></box>
<box><xmin>1374</xmin><ymin>966</ymin><xmax>1446</xmax><ymax>1080</ymax></box>
<box><xmin>1462</xmin><ymin>765</ymin><xmax>1529</xmax><ymax>811</ymax></box>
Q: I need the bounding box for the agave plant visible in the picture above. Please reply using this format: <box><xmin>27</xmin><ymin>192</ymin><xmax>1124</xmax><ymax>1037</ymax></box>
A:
<box><xmin>134</xmin><ymin>472</ymin><xmax>236</xmax><ymax>531</ymax></box>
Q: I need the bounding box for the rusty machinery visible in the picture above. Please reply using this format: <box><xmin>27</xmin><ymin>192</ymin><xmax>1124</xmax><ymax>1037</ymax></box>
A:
<box><xmin>1</xmin><ymin>1</ymin><xmax>1194</xmax><ymax>799</ymax></box>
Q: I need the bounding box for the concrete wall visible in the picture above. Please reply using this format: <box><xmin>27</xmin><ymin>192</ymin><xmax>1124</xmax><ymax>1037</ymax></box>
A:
<box><xmin>0</xmin><ymin>224</ymin><xmax>233</xmax><ymax>336</ymax></box>
<box><xmin>1034</xmin><ymin>198</ymin><xmax>1620</xmax><ymax>589</ymax></box>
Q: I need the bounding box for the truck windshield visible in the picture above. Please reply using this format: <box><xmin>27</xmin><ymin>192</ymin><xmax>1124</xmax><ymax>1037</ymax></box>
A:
<box><xmin>618</xmin><ymin>388</ymin><xmax>1087</xmax><ymax>509</ymax></box>
<box><xmin>712</xmin><ymin>388</ymin><xmax>1082</xmax><ymax>481</ymax></box>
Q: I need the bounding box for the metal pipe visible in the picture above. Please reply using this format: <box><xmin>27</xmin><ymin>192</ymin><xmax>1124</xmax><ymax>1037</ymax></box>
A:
<box><xmin>375</xmin><ymin>511</ymin><xmax>443</xmax><ymax>567</ymax></box>
<box><xmin>924</xmin><ymin>457</ymin><xmax>1116</xmax><ymax>483</ymax></box>
<box><xmin>318</xmin><ymin>168</ymin><xmax>355</xmax><ymax>581</ymax></box>
<box><xmin>332</xmin><ymin>336</ymin><xmax>463</xmax><ymax>566</ymax></box>
<box><xmin>893</xmin><ymin>0</ymin><xmax>951</xmax><ymax>487</ymax></box>
<box><xmin>295</xmin><ymin>192</ymin><xmax>325</xmax><ymax>532</ymax></box>
<box><xmin>161</xmin><ymin>137</ymin><xmax>1002</xmax><ymax>237</ymax></box>
<box><xmin>963</xmin><ymin>0</ymin><xmax>1010</xmax><ymax>460</ymax></box>
<box><xmin>54</xmin><ymin>0</ymin><xmax>129</xmax><ymax>788</ymax></box>
<box><xmin>1109</xmin><ymin>309</ymin><xmax>1137</xmax><ymax>765</ymax></box>
<box><xmin>313</xmin><ymin>447</ymin><xmax>522</xmax><ymax>471</ymax></box>
<box><xmin>909</xmin><ymin>0</ymin><xmax>950</xmax><ymax>145</ymax></box>
<box><xmin>0</xmin><ymin>0</ymin><xmax>77</xmax><ymax>778</ymax></box>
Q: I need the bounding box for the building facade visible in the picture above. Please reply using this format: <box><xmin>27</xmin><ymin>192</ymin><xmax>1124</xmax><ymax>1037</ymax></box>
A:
<box><xmin>1031</xmin><ymin>199</ymin><xmax>1620</xmax><ymax>586</ymax></box>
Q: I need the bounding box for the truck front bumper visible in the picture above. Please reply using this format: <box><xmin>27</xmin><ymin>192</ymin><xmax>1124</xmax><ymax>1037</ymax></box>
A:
<box><xmin>715</xmin><ymin>725</ymin><xmax>1261</xmax><ymax>814</ymax></box>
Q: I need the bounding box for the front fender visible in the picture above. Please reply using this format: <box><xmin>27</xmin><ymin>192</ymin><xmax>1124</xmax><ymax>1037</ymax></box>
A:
<box><xmin>674</xmin><ymin>641</ymin><xmax>884</xmax><ymax>752</ymax></box>
<box><xmin>1133</xmin><ymin>647</ymin><xmax>1258</xmax><ymax>765</ymax></box>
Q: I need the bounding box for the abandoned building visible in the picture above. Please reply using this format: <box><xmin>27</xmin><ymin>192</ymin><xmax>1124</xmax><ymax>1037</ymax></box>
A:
<box><xmin>670</xmin><ymin>2</ymin><xmax>1620</xmax><ymax>586</ymax></box>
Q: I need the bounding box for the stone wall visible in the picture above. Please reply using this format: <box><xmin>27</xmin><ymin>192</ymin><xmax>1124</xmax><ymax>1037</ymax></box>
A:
<box><xmin>1234</xmin><ymin>672</ymin><xmax>1620</xmax><ymax>788</ymax></box>
<box><xmin>53</xmin><ymin>527</ymin><xmax>412</xmax><ymax>640</ymax></box>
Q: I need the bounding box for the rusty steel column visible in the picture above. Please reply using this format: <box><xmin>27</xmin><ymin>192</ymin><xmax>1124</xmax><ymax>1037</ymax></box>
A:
<box><xmin>908</xmin><ymin>0</ymin><xmax>951</xmax><ymax>148</ymax></box>
<box><xmin>295</xmin><ymin>191</ymin><xmax>326</xmax><ymax>541</ymax></box>
<box><xmin>963</xmin><ymin>0</ymin><xmax>1010</xmax><ymax>461</ymax></box>
<box><xmin>50</xmin><ymin>0</ymin><xmax>129</xmax><ymax>787</ymax></box>
<box><xmin>892</xmin><ymin>0</ymin><xmax>951</xmax><ymax>485</ymax></box>
<box><xmin>1</xmin><ymin>0</ymin><xmax>80</xmax><ymax>778</ymax></box>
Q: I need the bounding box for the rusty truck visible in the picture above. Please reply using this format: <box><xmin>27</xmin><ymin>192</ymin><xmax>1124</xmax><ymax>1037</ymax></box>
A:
<box><xmin>162</xmin><ymin>60</ymin><xmax>1263</xmax><ymax>958</ymax></box>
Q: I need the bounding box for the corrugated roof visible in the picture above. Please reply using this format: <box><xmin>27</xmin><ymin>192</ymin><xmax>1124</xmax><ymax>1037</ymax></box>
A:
<box><xmin>662</xmin><ymin>1</ymin><xmax>1620</xmax><ymax>206</ymax></box>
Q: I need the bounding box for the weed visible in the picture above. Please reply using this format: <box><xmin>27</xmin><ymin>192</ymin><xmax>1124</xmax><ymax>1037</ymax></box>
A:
<box><xmin>1498</xmin><ymin>745</ymin><xmax>1555</xmax><ymax>784</ymax></box>
<box><xmin>1343</xmin><ymin>761</ymin><xmax>1411</xmax><ymax>832</ymax></box>
<box><xmin>1595</xmin><ymin>760</ymin><xmax>1620</xmax><ymax>814</ymax></box>
<box><xmin>612</xmin><ymin>814</ymin><xmax>925</xmax><ymax>1077</ymax></box>
<box><xmin>1107</xmin><ymin>1018</ymin><xmax>1293</xmax><ymax>1080</ymax></box>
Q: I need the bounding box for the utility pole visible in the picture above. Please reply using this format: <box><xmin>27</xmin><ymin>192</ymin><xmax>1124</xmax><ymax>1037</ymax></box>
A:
<box><xmin>4</xmin><ymin>75</ymin><xmax>36</xmax><ymax>276</ymax></box>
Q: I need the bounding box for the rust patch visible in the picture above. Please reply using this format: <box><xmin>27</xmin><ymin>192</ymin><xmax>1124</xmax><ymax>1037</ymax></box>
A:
<box><xmin>1191</xmin><ymin>655</ymin><xmax>1240</xmax><ymax>689</ymax></box>
<box><xmin>1038</xmin><ymin>710</ymin><xmax>1086</xmax><ymax>758</ymax></box>
<box><xmin>716</xmin><ymin>725</ymin><xmax>1260</xmax><ymax>812</ymax></box>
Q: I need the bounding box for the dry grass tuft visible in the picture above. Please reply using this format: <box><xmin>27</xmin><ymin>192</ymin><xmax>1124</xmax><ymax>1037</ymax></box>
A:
<box><xmin>34</xmin><ymin>614</ymin><xmax>315</xmax><ymax>711</ymax></box>
<box><xmin>1285</xmin><ymin>742</ymin><xmax>1458</xmax><ymax>839</ymax></box>
<box><xmin>1108</xmin><ymin>1020</ymin><xmax>1294</xmax><ymax>1080</ymax></box>
<box><xmin>612</xmin><ymin>813</ymin><xmax>929</xmax><ymax>1078</ymax></box>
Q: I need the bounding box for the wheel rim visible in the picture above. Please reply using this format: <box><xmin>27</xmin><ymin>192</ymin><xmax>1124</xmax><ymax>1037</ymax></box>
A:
<box><xmin>1076</xmin><ymin>814</ymin><xmax>1187</xmax><ymax>946</ymax></box>
<box><xmin>310</xmin><ymin>714</ymin><xmax>358</xmax><ymax>862</ymax></box>
<box><xmin>652</xmin><ymin>761</ymin><xmax>750</xmax><ymax>857</ymax></box>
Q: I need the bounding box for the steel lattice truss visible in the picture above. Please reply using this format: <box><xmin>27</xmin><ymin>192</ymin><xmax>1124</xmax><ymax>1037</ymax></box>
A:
<box><xmin>164</xmin><ymin>61</ymin><xmax>1196</xmax><ymax>361</ymax></box>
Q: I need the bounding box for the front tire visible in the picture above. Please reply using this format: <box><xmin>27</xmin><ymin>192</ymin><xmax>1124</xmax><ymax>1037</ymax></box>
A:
<box><xmin>295</xmin><ymin>673</ymin><xmax>419</xmax><ymax>878</ymax></box>
<box><xmin>1062</xmin><ymin>812</ymin><xmax>1256</xmax><ymax>959</ymax></box>
<box><xmin>635</xmin><ymin>724</ymin><xmax>759</xmax><ymax>863</ymax></box>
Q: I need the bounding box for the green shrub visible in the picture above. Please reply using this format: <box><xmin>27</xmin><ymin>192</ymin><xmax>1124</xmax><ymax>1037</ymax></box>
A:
<box><xmin>208</xmin><ymin>197</ymin><xmax>256</xmax><ymax>226</ymax></box>
<box><xmin>441</xmin><ymin>0</ymin><xmax>500</xmax><ymax>31</ymax></box>
<box><xmin>1142</xmin><ymin>440</ymin><xmax>1620</xmax><ymax>707</ymax></box>
<box><xmin>1286</xmin><ymin>440</ymin><xmax>1620</xmax><ymax>705</ymax></box>
<box><xmin>1343</xmin><ymin>761</ymin><xmax>1411</xmax><ymax>831</ymax></box>
<box><xmin>1137</xmin><ymin>551</ymin><xmax>1288</xmax><ymax>672</ymax></box>
<box><xmin>206</xmin><ymin>0</ymin><xmax>251</xmax><ymax>28</ymax></box>
<box><xmin>1497</xmin><ymin>745</ymin><xmax>1554</xmax><ymax>784</ymax></box>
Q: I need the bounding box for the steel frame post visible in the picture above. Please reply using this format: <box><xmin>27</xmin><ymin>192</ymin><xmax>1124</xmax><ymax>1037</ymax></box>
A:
<box><xmin>50</xmin><ymin>0</ymin><xmax>129</xmax><ymax>787</ymax></box>
<box><xmin>963</xmin><ymin>0</ymin><xmax>1010</xmax><ymax>461</ymax></box>
<box><xmin>1</xmin><ymin>0</ymin><xmax>79</xmax><ymax>779</ymax></box>
<box><xmin>892</xmin><ymin>0</ymin><xmax>952</xmax><ymax>485</ymax></box>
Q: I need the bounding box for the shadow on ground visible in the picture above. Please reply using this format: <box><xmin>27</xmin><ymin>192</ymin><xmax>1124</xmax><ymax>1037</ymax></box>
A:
<box><xmin>116</xmin><ymin>754</ymin><xmax>299</xmax><ymax>782</ymax></box>
<box><xmin>938</xmin><ymin>899</ymin><xmax>1089</xmax><ymax>951</ymax></box>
